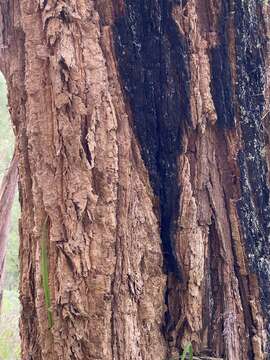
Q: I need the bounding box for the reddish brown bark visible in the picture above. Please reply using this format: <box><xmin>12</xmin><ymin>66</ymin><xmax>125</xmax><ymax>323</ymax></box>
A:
<box><xmin>1</xmin><ymin>1</ymin><xmax>270</xmax><ymax>359</ymax></box>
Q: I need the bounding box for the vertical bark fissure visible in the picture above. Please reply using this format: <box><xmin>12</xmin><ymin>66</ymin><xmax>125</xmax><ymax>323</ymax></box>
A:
<box><xmin>208</xmin><ymin>220</ymin><xmax>224</xmax><ymax>357</ymax></box>
<box><xmin>209</xmin><ymin>1</ymin><xmax>235</xmax><ymax>129</ymax></box>
<box><xmin>220</xmin><ymin>177</ymin><xmax>255</xmax><ymax>360</ymax></box>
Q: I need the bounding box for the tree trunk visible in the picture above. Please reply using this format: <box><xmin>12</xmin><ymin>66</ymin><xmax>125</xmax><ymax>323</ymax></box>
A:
<box><xmin>1</xmin><ymin>0</ymin><xmax>270</xmax><ymax>359</ymax></box>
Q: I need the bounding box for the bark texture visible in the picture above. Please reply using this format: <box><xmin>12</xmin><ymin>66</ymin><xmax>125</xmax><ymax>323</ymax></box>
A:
<box><xmin>1</xmin><ymin>1</ymin><xmax>270</xmax><ymax>359</ymax></box>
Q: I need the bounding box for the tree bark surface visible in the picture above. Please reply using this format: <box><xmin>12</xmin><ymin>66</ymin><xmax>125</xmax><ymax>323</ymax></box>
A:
<box><xmin>0</xmin><ymin>1</ymin><xmax>270</xmax><ymax>359</ymax></box>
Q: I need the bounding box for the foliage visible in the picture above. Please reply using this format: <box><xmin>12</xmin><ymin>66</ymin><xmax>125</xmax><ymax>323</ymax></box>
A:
<box><xmin>0</xmin><ymin>290</ymin><xmax>20</xmax><ymax>359</ymax></box>
<box><xmin>4</xmin><ymin>190</ymin><xmax>20</xmax><ymax>290</ymax></box>
<box><xmin>0</xmin><ymin>73</ymin><xmax>14</xmax><ymax>173</ymax></box>
<box><xmin>0</xmin><ymin>72</ymin><xmax>20</xmax><ymax>355</ymax></box>
<box><xmin>0</xmin><ymin>72</ymin><xmax>19</xmax><ymax>290</ymax></box>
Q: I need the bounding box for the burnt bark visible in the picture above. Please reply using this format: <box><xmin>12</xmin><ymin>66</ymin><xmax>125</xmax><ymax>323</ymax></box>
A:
<box><xmin>0</xmin><ymin>1</ymin><xmax>270</xmax><ymax>359</ymax></box>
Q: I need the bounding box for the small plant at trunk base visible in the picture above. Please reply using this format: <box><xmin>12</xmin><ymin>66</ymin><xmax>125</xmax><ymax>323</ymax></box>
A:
<box><xmin>180</xmin><ymin>343</ymin><xmax>193</xmax><ymax>360</ymax></box>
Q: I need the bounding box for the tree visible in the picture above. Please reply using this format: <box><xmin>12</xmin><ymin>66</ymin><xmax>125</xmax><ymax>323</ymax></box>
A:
<box><xmin>0</xmin><ymin>0</ymin><xmax>270</xmax><ymax>359</ymax></box>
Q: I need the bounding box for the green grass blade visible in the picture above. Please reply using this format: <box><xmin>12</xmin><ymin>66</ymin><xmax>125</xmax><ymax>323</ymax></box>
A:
<box><xmin>181</xmin><ymin>343</ymin><xmax>193</xmax><ymax>360</ymax></box>
<box><xmin>41</xmin><ymin>216</ymin><xmax>53</xmax><ymax>329</ymax></box>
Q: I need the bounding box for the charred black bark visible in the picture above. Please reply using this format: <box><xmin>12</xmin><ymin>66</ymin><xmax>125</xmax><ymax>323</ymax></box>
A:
<box><xmin>210</xmin><ymin>1</ymin><xmax>235</xmax><ymax>129</ymax></box>
<box><xmin>235</xmin><ymin>0</ymin><xmax>270</xmax><ymax>348</ymax></box>
<box><xmin>114</xmin><ymin>0</ymin><xmax>190</xmax><ymax>278</ymax></box>
<box><xmin>113</xmin><ymin>0</ymin><xmax>270</xmax><ymax>356</ymax></box>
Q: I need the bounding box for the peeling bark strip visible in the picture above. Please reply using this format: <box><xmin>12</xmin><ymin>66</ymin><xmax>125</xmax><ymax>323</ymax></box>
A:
<box><xmin>1</xmin><ymin>0</ymin><xmax>270</xmax><ymax>359</ymax></box>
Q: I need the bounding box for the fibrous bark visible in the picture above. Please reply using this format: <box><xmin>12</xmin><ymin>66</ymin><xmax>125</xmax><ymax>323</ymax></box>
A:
<box><xmin>0</xmin><ymin>1</ymin><xmax>270</xmax><ymax>359</ymax></box>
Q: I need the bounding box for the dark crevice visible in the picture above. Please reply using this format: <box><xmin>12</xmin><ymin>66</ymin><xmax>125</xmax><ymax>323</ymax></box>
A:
<box><xmin>221</xmin><ymin>176</ymin><xmax>255</xmax><ymax>359</ymax></box>
<box><xmin>58</xmin><ymin>8</ymin><xmax>71</xmax><ymax>23</ymax></box>
<box><xmin>209</xmin><ymin>1</ymin><xmax>235</xmax><ymax>129</ymax></box>
<box><xmin>207</xmin><ymin>221</ymin><xmax>224</xmax><ymax>357</ymax></box>
<box><xmin>80</xmin><ymin>116</ymin><xmax>92</xmax><ymax>166</ymax></box>
<box><xmin>235</xmin><ymin>274</ymin><xmax>255</xmax><ymax>360</ymax></box>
